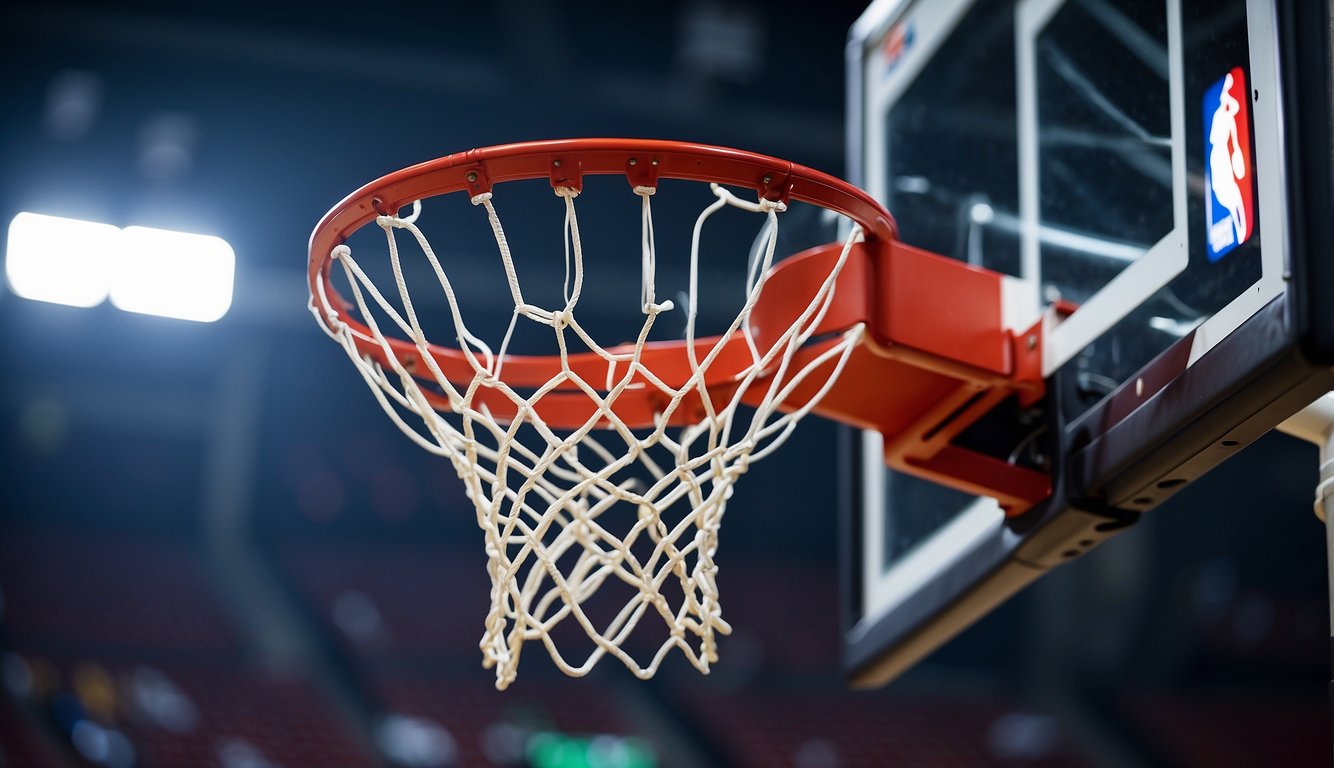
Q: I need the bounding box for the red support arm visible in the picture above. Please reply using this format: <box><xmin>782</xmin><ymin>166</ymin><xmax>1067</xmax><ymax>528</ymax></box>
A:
<box><xmin>745</xmin><ymin>240</ymin><xmax>1050</xmax><ymax>516</ymax></box>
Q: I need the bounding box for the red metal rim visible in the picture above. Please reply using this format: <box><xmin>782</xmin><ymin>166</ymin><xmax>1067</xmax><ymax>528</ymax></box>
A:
<box><xmin>308</xmin><ymin>138</ymin><xmax>896</xmax><ymax>287</ymax></box>
<box><xmin>308</xmin><ymin>138</ymin><xmax>895</xmax><ymax>428</ymax></box>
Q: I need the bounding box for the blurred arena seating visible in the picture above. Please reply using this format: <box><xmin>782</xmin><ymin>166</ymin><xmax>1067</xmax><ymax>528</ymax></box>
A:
<box><xmin>277</xmin><ymin>537</ymin><xmax>1094</xmax><ymax>766</ymax></box>
<box><xmin>280</xmin><ymin>538</ymin><xmax>491</xmax><ymax>660</ymax></box>
<box><xmin>710</xmin><ymin>563</ymin><xmax>840</xmax><ymax>672</ymax></box>
<box><xmin>280</xmin><ymin>537</ymin><xmax>844</xmax><ymax>679</ymax></box>
<box><xmin>0</xmin><ymin>529</ymin><xmax>237</xmax><ymax>656</ymax></box>
<box><xmin>120</xmin><ymin>663</ymin><xmax>370</xmax><ymax>768</ymax></box>
<box><xmin>280</xmin><ymin>538</ymin><xmax>658</xmax><ymax>763</ymax></box>
<box><xmin>5</xmin><ymin>524</ymin><xmax>1333</xmax><ymax>767</ymax></box>
<box><xmin>1121</xmin><ymin>690</ymin><xmax>1331</xmax><ymax>768</ymax></box>
<box><xmin>368</xmin><ymin>672</ymin><xmax>641</xmax><ymax>767</ymax></box>
<box><xmin>677</xmin><ymin>688</ymin><xmax>1088</xmax><ymax>768</ymax></box>
<box><xmin>0</xmin><ymin>690</ymin><xmax>68</xmax><ymax>768</ymax></box>
<box><xmin>0</xmin><ymin>526</ymin><xmax>377</xmax><ymax>767</ymax></box>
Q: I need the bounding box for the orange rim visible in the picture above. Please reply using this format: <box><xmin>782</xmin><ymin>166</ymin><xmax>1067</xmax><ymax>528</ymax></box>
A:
<box><xmin>308</xmin><ymin>139</ymin><xmax>895</xmax><ymax>427</ymax></box>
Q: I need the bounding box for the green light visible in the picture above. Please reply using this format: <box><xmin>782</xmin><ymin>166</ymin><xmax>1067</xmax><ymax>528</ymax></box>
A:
<box><xmin>527</xmin><ymin>732</ymin><xmax>656</xmax><ymax>768</ymax></box>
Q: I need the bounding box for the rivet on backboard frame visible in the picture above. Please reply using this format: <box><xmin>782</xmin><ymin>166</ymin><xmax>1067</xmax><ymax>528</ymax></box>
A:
<box><xmin>1026</xmin><ymin>335</ymin><xmax>1036</xmax><ymax>350</ymax></box>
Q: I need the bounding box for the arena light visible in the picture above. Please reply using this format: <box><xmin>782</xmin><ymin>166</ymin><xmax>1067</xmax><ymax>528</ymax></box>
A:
<box><xmin>6</xmin><ymin>214</ymin><xmax>236</xmax><ymax>322</ymax></box>
<box><xmin>110</xmin><ymin>226</ymin><xmax>234</xmax><ymax>322</ymax></box>
<box><xmin>5</xmin><ymin>212</ymin><xmax>119</xmax><ymax>308</ymax></box>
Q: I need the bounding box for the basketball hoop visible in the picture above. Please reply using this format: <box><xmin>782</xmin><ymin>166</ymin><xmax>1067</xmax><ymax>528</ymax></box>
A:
<box><xmin>308</xmin><ymin>139</ymin><xmax>1047</xmax><ymax>689</ymax></box>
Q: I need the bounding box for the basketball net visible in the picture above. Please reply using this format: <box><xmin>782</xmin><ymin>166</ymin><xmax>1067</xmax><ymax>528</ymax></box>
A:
<box><xmin>311</xmin><ymin>181</ymin><xmax>864</xmax><ymax>689</ymax></box>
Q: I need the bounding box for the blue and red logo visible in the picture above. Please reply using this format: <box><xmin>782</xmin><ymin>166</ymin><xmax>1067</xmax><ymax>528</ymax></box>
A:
<box><xmin>881</xmin><ymin>22</ymin><xmax>915</xmax><ymax>74</ymax></box>
<box><xmin>1203</xmin><ymin>67</ymin><xmax>1254</xmax><ymax>261</ymax></box>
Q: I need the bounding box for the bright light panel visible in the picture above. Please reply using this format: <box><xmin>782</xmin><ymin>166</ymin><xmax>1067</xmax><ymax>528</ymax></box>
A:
<box><xmin>111</xmin><ymin>226</ymin><xmax>234</xmax><ymax>322</ymax></box>
<box><xmin>5</xmin><ymin>212</ymin><xmax>119</xmax><ymax>307</ymax></box>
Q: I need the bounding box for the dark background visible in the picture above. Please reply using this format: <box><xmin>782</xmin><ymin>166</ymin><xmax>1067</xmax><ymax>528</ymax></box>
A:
<box><xmin>0</xmin><ymin>2</ymin><xmax>1328</xmax><ymax>767</ymax></box>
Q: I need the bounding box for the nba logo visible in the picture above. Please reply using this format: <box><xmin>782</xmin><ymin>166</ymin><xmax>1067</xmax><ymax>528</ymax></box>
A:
<box><xmin>882</xmin><ymin>22</ymin><xmax>914</xmax><ymax>73</ymax></box>
<box><xmin>1203</xmin><ymin>67</ymin><xmax>1254</xmax><ymax>261</ymax></box>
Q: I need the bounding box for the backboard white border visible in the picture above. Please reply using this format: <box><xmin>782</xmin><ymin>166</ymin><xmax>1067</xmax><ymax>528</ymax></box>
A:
<box><xmin>1024</xmin><ymin>0</ymin><xmax>1190</xmax><ymax>376</ymax></box>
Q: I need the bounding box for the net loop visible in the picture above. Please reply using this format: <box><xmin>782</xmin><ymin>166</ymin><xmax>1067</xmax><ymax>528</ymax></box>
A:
<box><xmin>313</xmin><ymin>175</ymin><xmax>865</xmax><ymax>690</ymax></box>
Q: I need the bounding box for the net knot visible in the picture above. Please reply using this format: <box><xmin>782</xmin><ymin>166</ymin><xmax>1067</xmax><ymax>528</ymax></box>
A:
<box><xmin>330</xmin><ymin>244</ymin><xmax>350</xmax><ymax>261</ymax></box>
<box><xmin>470</xmin><ymin>192</ymin><xmax>493</xmax><ymax>205</ymax></box>
<box><xmin>757</xmin><ymin>198</ymin><xmax>787</xmax><ymax>214</ymax></box>
<box><xmin>632</xmin><ymin>185</ymin><xmax>656</xmax><ymax>197</ymax></box>
<box><xmin>571</xmin><ymin>519</ymin><xmax>594</xmax><ymax>541</ymax></box>
<box><xmin>554</xmin><ymin>186</ymin><xmax>581</xmax><ymax>199</ymax></box>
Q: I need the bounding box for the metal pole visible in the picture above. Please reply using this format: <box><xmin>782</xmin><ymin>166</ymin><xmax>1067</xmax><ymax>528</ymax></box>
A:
<box><xmin>1276</xmin><ymin>393</ymin><xmax>1334</xmax><ymax>759</ymax></box>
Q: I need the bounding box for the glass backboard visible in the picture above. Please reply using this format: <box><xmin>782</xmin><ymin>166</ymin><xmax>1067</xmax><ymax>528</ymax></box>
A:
<box><xmin>844</xmin><ymin>0</ymin><xmax>1334</xmax><ymax>686</ymax></box>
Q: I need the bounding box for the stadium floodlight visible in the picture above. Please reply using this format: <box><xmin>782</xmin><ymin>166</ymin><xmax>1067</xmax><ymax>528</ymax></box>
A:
<box><xmin>5</xmin><ymin>213</ymin><xmax>235</xmax><ymax>322</ymax></box>
<box><xmin>110</xmin><ymin>226</ymin><xmax>234</xmax><ymax>322</ymax></box>
<box><xmin>5</xmin><ymin>212</ymin><xmax>119</xmax><ymax>308</ymax></box>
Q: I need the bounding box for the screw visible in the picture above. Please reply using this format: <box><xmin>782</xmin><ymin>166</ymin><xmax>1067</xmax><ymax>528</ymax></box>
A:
<box><xmin>651</xmin><ymin>159</ymin><xmax>659</xmax><ymax>166</ymax></box>
<box><xmin>762</xmin><ymin>174</ymin><xmax>773</xmax><ymax>184</ymax></box>
<box><xmin>553</xmin><ymin>159</ymin><xmax>562</xmax><ymax>168</ymax></box>
<box><xmin>466</xmin><ymin>171</ymin><xmax>478</xmax><ymax>182</ymax></box>
<box><xmin>1026</xmin><ymin>335</ymin><xmax>1037</xmax><ymax>350</ymax></box>
<box><xmin>629</xmin><ymin>158</ymin><xmax>638</xmax><ymax>166</ymax></box>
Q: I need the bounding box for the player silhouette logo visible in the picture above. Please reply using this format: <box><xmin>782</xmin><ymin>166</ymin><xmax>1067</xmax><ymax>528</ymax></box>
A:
<box><xmin>1204</xmin><ymin>67</ymin><xmax>1254</xmax><ymax>261</ymax></box>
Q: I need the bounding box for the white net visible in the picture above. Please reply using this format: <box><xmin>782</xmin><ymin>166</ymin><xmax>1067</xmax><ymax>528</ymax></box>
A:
<box><xmin>311</xmin><ymin>180</ymin><xmax>865</xmax><ymax>689</ymax></box>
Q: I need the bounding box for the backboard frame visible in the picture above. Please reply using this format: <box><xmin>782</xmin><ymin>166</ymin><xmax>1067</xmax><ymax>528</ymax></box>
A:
<box><xmin>843</xmin><ymin>0</ymin><xmax>1334</xmax><ymax>687</ymax></box>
